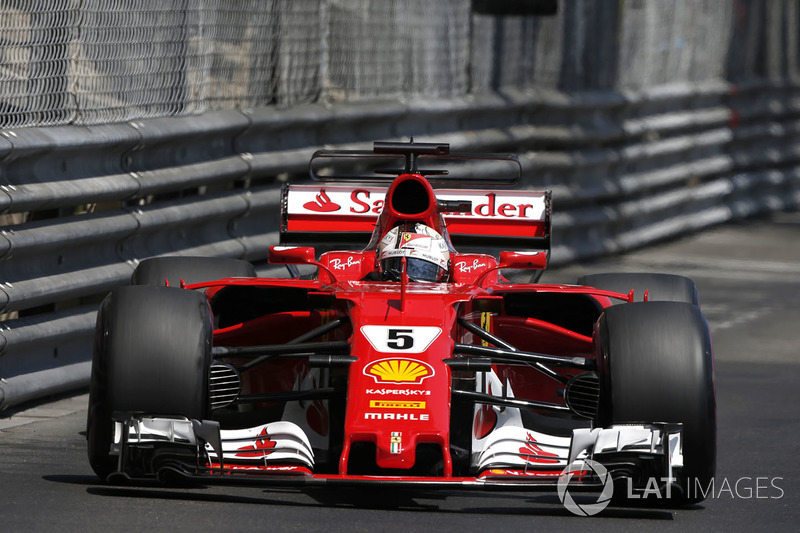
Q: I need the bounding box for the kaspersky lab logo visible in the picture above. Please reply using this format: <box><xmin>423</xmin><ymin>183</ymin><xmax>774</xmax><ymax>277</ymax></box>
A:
<box><xmin>557</xmin><ymin>460</ymin><xmax>614</xmax><ymax>516</ymax></box>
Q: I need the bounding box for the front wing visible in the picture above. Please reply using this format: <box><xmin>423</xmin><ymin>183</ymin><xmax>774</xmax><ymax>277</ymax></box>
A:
<box><xmin>108</xmin><ymin>415</ymin><xmax>683</xmax><ymax>494</ymax></box>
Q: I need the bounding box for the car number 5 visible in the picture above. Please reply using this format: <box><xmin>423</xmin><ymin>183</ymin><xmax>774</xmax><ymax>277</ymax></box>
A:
<box><xmin>360</xmin><ymin>326</ymin><xmax>442</xmax><ymax>354</ymax></box>
<box><xmin>387</xmin><ymin>328</ymin><xmax>414</xmax><ymax>350</ymax></box>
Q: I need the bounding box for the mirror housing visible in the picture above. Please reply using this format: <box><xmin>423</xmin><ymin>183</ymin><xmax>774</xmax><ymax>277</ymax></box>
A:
<box><xmin>269</xmin><ymin>246</ymin><xmax>316</xmax><ymax>265</ymax></box>
<box><xmin>498</xmin><ymin>251</ymin><xmax>548</xmax><ymax>270</ymax></box>
<box><xmin>269</xmin><ymin>246</ymin><xmax>338</xmax><ymax>284</ymax></box>
<box><xmin>475</xmin><ymin>251</ymin><xmax>548</xmax><ymax>286</ymax></box>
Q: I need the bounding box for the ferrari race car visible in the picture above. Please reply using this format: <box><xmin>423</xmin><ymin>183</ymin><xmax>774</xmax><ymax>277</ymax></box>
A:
<box><xmin>87</xmin><ymin>141</ymin><xmax>715</xmax><ymax>506</ymax></box>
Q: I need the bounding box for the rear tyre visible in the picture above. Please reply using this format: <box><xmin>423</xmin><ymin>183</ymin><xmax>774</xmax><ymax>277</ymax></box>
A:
<box><xmin>132</xmin><ymin>256</ymin><xmax>255</xmax><ymax>287</ymax></box>
<box><xmin>578</xmin><ymin>272</ymin><xmax>699</xmax><ymax>306</ymax></box>
<box><xmin>596</xmin><ymin>301</ymin><xmax>715</xmax><ymax>504</ymax></box>
<box><xmin>87</xmin><ymin>285</ymin><xmax>213</xmax><ymax>480</ymax></box>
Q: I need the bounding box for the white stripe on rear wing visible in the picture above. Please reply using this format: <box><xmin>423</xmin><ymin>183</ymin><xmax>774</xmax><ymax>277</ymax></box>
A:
<box><xmin>280</xmin><ymin>184</ymin><xmax>551</xmax><ymax>251</ymax></box>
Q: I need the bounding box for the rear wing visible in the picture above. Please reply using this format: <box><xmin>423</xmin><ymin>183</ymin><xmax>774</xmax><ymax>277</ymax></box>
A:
<box><xmin>280</xmin><ymin>184</ymin><xmax>551</xmax><ymax>252</ymax></box>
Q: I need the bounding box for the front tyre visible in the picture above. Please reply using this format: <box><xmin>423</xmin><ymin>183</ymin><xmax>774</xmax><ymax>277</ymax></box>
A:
<box><xmin>578</xmin><ymin>272</ymin><xmax>700</xmax><ymax>306</ymax></box>
<box><xmin>132</xmin><ymin>256</ymin><xmax>255</xmax><ymax>287</ymax></box>
<box><xmin>596</xmin><ymin>301</ymin><xmax>715</xmax><ymax>503</ymax></box>
<box><xmin>87</xmin><ymin>286</ymin><xmax>213</xmax><ymax>480</ymax></box>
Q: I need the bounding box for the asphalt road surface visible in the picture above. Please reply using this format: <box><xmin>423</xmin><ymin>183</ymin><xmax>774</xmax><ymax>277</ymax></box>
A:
<box><xmin>1</xmin><ymin>212</ymin><xmax>799</xmax><ymax>532</ymax></box>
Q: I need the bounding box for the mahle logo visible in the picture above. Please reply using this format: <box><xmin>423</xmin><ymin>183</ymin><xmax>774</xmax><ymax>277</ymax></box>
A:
<box><xmin>557</xmin><ymin>460</ymin><xmax>614</xmax><ymax>516</ymax></box>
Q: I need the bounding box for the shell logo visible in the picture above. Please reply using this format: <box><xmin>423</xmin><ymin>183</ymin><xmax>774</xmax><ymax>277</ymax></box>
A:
<box><xmin>363</xmin><ymin>358</ymin><xmax>434</xmax><ymax>384</ymax></box>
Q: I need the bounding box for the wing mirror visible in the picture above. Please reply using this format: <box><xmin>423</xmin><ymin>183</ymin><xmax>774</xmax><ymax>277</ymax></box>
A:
<box><xmin>498</xmin><ymin>251</ymin><xmax>548</xmax><ymax>270</ymax></box>
<box><xmin>476</xmin><ymin>251</ymin><xmax>548</xmax><ymax>286</ymax></box>
<box><xmin>268</xmin><ymin>246</ymin><xmax>338</xmax><ymax>284</ymax></box>
<box><xmin>268</xmin><ymin>246</ymin><xmax>316</xmax><ymax>265</ymax></box>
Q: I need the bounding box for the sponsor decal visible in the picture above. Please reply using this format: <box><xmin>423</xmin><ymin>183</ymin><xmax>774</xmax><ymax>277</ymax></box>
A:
<box><xmin>379</xmin><ymin>247</ymin><xmax>447</xmax><ymax>268</ymax></box>
<box><xmin>235</xmin><ymin>427</ymin><xmax>276</xmax><ymax>458</ymax></box>
<box><xmin>390</xmin><ymin>432</ymin><xmax>402</xmax><ymax>454</ymax></box>
<box><xmin>480</xmin><ymin>312</ymin><xmax>491</xmax><ymax>347</ymax></box>
<box><xmin>329</xmin><ymin>255</ymin><xmax>361</xmax><ymax>270</ymax></box>
<box><xmin>456</xmin><ymin>258</ymin><xmax>488</xmax><ymax>274</ymax></box>
<box><xmin>470</xmin><ymin>192</ymin><xmax>536</xmax><ymax>218</ymax></box>
<box><xmin>363</xmin><ymin>357</ymin><xmax>435</xmax><ymax>384</ymax></box>
<box><xmin>366</xmin><ymin>388</ymin><xmax>431</xmax><ymax>396</ymax></box>
<box><xmin>364</xmin><ymin>412</ymin><xmax>430</xmax><ymax>421</ymax></box>
<box><xmin>400</xmin><ymin>232</ymin><xmax>432</xmax><ymax>250</ymax></box>
<box><xmin>359</xmin><ymin>189</ymin><xmax>543</xmax><ymax>220</ymax></box>
<box><xmin>287</xmin><ymin>186</ymin><xmax>546</xmax><ymax>220</ymax></box>
<box><xmin>302</xmin><ymin>188</ymin><xmax>341</xmax><ymax>212</ymax></box>
<box><xmin>349</xmin><ymin>189</ymin><xmax>385</xmax><ymax>214</ymax></box>
<box><xmin>368</xmin><ymin>400</ymin><xmax>426</xmax><ymax>409</ymax></box>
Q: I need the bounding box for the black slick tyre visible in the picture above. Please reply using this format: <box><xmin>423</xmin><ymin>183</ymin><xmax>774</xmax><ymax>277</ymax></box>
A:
<box><xmin>596</xmin><ymin>301</ymin><xmax>715</xmax><ymax>504</ymax></box>
<box><xmin>87</xmin><ymin>285</ymin><xmax>213</xmax><ymax>480</ymax></box>
<box><xmin>579</xmin><ymin>272</ymin><xmax>699</xmax><ymax>306</ymax></box>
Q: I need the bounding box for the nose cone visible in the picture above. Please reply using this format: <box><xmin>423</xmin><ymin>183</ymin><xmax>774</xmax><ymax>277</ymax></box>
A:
<box><xmin>341</xmin><ymin>291</ymin><xmax>457</xmax><ymax>475</ymax></box>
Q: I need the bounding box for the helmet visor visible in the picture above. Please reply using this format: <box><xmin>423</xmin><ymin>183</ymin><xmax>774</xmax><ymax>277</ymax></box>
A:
<box><xmin>381</xmin><ymin>257</ymin><xmax>447</xmax><ymax>282</ymax></box>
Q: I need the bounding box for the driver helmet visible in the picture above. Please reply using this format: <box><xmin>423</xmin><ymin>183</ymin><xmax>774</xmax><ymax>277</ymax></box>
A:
<box><xmin>377</xmin><ymin>223</ymin><xmax>450</xmax><ymax>282</ymax></box>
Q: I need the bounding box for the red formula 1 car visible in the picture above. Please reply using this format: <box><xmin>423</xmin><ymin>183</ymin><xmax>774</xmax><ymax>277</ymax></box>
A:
<box><xmin>87</xmin><ymin>141</ymin><xmax>715</xmax><ymax>505</ymax></box>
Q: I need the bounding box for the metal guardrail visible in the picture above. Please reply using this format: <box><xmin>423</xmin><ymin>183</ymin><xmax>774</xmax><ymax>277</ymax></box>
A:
<box><xmin>1</xmin><ymin>82</ymin><xmax>800</xmax><ymax>409</ymax></box>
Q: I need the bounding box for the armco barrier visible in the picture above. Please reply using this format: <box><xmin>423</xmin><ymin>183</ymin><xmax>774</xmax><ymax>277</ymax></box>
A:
<box><xmin>1</xmin><ymin>83</ymin><xmax>800</xmax><ymax>409</ymax></box>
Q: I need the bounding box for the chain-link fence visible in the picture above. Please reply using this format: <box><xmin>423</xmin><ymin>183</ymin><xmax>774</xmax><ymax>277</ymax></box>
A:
<box><xmin>2</xmin><ymin>0</ymin><xmax>793</xmax><ymax>129</ymax></box>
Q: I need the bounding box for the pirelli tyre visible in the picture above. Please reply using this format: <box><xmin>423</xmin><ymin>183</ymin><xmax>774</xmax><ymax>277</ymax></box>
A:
<box><xmin>596</xmin><ymin>301</ymin><xmax>716</xmax><ymax>504</ymax></box>
<box><xmin>578</xmin><ymin>272</ymin><xmax>700</xmax><ymax>306</ymax></box>
<box><xmin>87</xmin><ymin>285</ymin><xmax>213</xmax><ymax>481</ymax></box>
<box><xmin>132</xmin><ymin>256</ymin><xmax>256</xmax><ymax>287</ymax></box>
